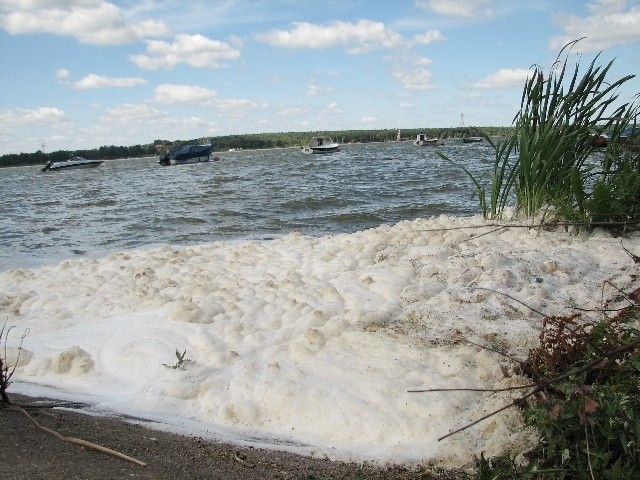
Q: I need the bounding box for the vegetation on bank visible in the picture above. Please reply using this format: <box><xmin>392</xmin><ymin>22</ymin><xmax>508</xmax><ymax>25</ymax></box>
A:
<box><xmin>442</xmin><ymin>40</ymin><xmax>639</xmax><ymax>230</ymax></box>
<box><xmin>0</xmin><ymin>126</ymin><xmax>513</xmax><ymax>168</ymax></box>
<box><xmin>429</xmin><ymin>40</ymin><xmax>640</xmax><ymax>479</ymax></box>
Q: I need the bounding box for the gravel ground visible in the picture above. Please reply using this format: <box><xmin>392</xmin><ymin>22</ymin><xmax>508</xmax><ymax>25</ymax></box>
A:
<box><xmin>1</xmin><ymin>394</ymin><xmax>463</xmax><ymax>480</ymax></box>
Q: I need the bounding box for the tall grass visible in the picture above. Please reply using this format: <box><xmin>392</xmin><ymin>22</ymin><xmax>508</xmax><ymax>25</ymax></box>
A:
<box><xmin>443</xmin><ymin>40</ymin><xmax>638</xmax><ymax>221</ymax></box>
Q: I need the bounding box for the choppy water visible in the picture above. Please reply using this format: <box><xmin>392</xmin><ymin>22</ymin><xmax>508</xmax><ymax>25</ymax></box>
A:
<box><xmin>0</xmin><ymin>140</ymin><xmax>496</xmax><ymax>270</ymax></box>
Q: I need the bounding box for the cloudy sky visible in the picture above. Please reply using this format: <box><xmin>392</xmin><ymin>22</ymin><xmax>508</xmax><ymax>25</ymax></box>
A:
<box><xmin>1</xmin><ymin>0</ymin><xmax>639</xmax><ymax>155</ymax></box>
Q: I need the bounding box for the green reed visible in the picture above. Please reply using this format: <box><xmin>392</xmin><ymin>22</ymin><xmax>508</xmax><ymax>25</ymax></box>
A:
<box><xmin>442</xmin><ymin>40</ymin><xmax>638</xmax><ymax>221</ymax></box>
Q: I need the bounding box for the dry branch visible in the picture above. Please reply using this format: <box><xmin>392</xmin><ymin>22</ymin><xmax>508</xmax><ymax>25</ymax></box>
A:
<box><xmin>8</xmin><ymin>404</ymin><xmax>146</xmax><ymax>466</ymax></box>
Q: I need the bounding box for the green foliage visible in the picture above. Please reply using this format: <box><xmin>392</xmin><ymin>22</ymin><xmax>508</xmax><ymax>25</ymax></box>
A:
<box><xmin>443</xmin><ymin>40</ymin><xmax>639</xmax><ymax>225</ymax></box>
<box><xmin>162</xmin><ymin>349</ymin><xmax>190</xmax><ymax>371</ymax></box>
<box><xmin>585</xmin><ymin>149</ymin><xmax>640</xmax><ymax>229</ymax></box>
<box><xmin>519</xmin><ymin>308</ymin><xmax>640</xmax><ymax>479</ymax></box>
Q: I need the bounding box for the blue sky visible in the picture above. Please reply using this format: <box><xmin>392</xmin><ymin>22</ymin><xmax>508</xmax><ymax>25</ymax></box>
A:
<box><xmin>1</xmin><ymin>0</ymin><xmax>639</xmax><ymax>155</ymax></box>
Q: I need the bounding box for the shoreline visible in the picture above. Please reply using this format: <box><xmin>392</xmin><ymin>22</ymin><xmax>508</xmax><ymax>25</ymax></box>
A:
<box><xmin>1</xmin><ymin>393</ymin><xmax>460</xmax><ymax>480</ymax></box>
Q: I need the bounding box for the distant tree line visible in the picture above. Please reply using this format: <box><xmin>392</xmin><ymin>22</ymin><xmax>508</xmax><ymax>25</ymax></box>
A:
<box><xmin>0</xmin><ymin>127</ymin><xmax>515</xmax><ymax>168</ymax></box>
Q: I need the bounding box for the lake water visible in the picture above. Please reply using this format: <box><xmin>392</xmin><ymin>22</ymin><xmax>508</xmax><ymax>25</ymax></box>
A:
<box><xmin>0</xmin><ymin>140</ymin><xmax>495</xmax><ymax>271</ymax></box>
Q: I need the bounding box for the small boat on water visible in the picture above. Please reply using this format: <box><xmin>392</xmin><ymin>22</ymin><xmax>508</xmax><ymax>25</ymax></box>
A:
<box><xmin>462</xmin><ymin>136</ymin><xmax>483</xmax><ymax>143</ymax></box>
<box><xmin>158</xmin><ymin>143</ymin><xmax>219</xmax><ymax>166</ymax></box>
<box><xmin>42</xmin><ymin>155</ymin><xmax>104</xmax><ymax>172</ymax></box>
<box><xmin>301</xmin><ymin>136</ymin><xmax>340</xmax><ymax>154</ymax></box>
<box><xmin>413</xmin><ymin>134</ymin><xmax>440</xmax><ymax>146</ymax></box>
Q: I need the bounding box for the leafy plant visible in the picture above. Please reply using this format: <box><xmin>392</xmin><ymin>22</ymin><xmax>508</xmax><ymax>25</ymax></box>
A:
<box><xmin>440</xmin><ymin>39</ymin><xmax>639</xmax><ymax>224</ymax></box>
<box><xmin>519</xmin><ymin>306</ymin><xmax>640</xmax><ymax>479</ymax></box>
<box><xmin>162</xmin><ymin>349</ymin><xmax>190</xmax><ymax>370</ymax></box>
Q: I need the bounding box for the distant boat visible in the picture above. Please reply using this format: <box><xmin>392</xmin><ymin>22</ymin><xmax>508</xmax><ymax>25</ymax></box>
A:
<box><xmin>589</xmin><ymin>133</ymin><xmax>608</xmax><ymax>148</ymax></box>
<box><xmin>462</xmin><ymin>137</ymin><xmax>483</xmax><ymax>143</ymax></box>
<box><xmin>301</xmin><ymin>136</ymin><xmax>340</xmax><ymax>154</ymax></box>
<box><xmin>620</xmin><ymin>126</ymin><xmax>640</xmax><ymax>151</ymax></box>
<box><xmin>413</xmin><ymin>134</ymin><xmax>440</xmax><ymax>146</ymax></box>
<box><xmin>42</xmin><ymin>155</ymin><xmax>104</xmax><ymax>172</ymax></box>
<box><xmin>396</xmin><ymin>129</ymin><xmax>401</xmax><ymax>141</ymax></box>
<box><xmin>158</xmin><ymin>143</ymin><xmax>218</xmax><ymax>166</ymax></box>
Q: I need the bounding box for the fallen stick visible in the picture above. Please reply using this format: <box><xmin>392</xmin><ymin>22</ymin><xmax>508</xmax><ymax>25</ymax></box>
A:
<box><xmin>8</xmin><ymin>404</ymin><xmax>146</xmax><ymax>466</ymax></box>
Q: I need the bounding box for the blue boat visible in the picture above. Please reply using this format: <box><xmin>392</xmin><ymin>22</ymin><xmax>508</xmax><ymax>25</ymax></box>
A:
<box><xmin>158</xmin><ymin>143</ymin><xmax>218</xmax><ymax>166</ymax></box>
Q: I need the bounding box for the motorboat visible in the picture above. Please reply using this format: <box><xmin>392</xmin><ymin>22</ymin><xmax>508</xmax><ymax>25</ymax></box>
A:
<box><xmin>413</xmin><ymin>134</ymin><xmax>440</xmax><ymax>146</ymax></box>
<box><xmin>462</xmin><ymin>136</ymin><xmax>484</xmax><ymax>143</ymax></box>
<box><xmin>301</xmin><ymin>136</ymin><xmax>340</xmax><ymax>154</ymax></box>
<box><xmin>42</xmin><ymin>156</ymin><xmax>104</xmax><ymax>172</ymax></box>
<box><xmin>158</xmin><ymin>143</ymin><xmax>219</xmax><ymax>166</ymax></box>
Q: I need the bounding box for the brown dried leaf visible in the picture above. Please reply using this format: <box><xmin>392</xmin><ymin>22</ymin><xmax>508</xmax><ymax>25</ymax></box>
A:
<box><xmin>583</xmin><ymin>396</ymin><xmax>599</xmax><ymax>414</ymax></box>
<box><xmin>549</xmin><ymin>403</ymin><xmax>563</xmax><ymax>420</ymax></box>
<box><xmin>628</xmin><ymin>287</ymin><xmax>640</xmax><ymax>302</ymax></box>
<box><xmin>578</xmin><ymin>395</ymin><xmax>599</xmax><ymax>425</ymax></box>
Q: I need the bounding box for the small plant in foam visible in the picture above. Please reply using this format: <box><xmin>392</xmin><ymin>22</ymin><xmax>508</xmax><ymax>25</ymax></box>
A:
<box><xmin>162</xmin><ymin>349</ymin><xmax>190</xmax><ymax>371</ymax></box>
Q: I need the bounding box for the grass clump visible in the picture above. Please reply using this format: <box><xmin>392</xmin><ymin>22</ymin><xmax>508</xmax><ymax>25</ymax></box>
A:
<box><xmin>440</xmin><ymin>39</ymin><xmax>639</xmax><ymax>228</ymax></box>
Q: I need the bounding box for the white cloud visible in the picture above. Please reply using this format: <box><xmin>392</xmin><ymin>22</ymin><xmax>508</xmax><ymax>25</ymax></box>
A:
<box><xmin>361</xmin><ymin>116</ymin><xmax>378</xmax><ymax>123</ymax></box>
<box><xmin>255</xmin><ymin>19</ymin><xmax>405</xmax><ymax>54</ymax></box>
<box><xmin>154</xmin><ymin>84</ymin><xmax>217</xmax><ymax>104</ymax></box>
<box><xmin>0</xmin><ymin>106</ymin><xmax>66</xmax><ymax>125</ymax></box>
<box><xmin>549</xmin><ymin>1</ymin><xmax>640</xmax><ymax>52</ymax></box>
<box><xmin>416</xmin><ymin>0</ymin><xmax>495</xmax><ymax>19</ymax></box>
<box><xmin>411</xmin><ymin>30</ymin><xmax>445</xmax><ymax>45</ymax></box>
<box><xmin>73</xmin><ymin>73</ymin><xmax>147</xmax><ymax>89</ymax></box>
<box><xmin>307</xmin><ymin>83</ymin><xmax>334</xmax><ymax>97</ymax></box>
<box><xmin>0</xmin><ymin>0</ymin><xmax>169</xmax><ymax>45</ymax></box>
<box><xmin>131</xmin><ymin>33</ymin><xmax>241</xmax><ymax>69</ymax></box>
<box><xmin>327</xmin><ymin>102</ymin><xmax>342</xmax><ymax>113</ymax></box>
<box><xmin>99</xmin><ymin>102</ymin><xmax>166</xmax><ymax>124</ymax></box>
<box><xmin>55</xmin><ymin>68</ymin><xmax>70</xmax><ymax>79</ymax></box>
<box><xmin>472</xmin><ymin>68</ymin><xmax>531</xmax><ymax>89</ymax></box>
<box><xmin>152</xmin><ymin>84</ymin><xmax>264</xmax><ymax>118</ymax></box>
<box><xmin>393</xmin><ymin>68</ymin><xmax>437</xmax><ymax>91</ymax></box>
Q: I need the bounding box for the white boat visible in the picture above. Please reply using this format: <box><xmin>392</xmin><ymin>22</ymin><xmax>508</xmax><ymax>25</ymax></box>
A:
<box><xmin>42</xmin><ymin>156</ymin><xmax>104</xmax><ymax>172</ymax></box>
<box><xmin>158</xmin><ymin>143</ymin><xmax>218</xmax><ymax>166</ymax></box>
<box><xmin>413</xmin><ymin>134</ymin><xmax>440</xmax><ymax>146</ymax></box>
<box><xmin>301</xmin><ymin>136</ymin><xmax>340</xmax><ymax>154</ymax></box>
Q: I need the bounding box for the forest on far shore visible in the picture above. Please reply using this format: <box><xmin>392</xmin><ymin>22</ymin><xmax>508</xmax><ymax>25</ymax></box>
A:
<box><xmin>0</xmin><ymin>126</ymin><xmax>513</xmax><ymax>168</ymax></box>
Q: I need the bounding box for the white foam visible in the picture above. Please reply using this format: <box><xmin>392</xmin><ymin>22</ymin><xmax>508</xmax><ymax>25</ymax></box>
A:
<box><xmin>2</xmin><ymin>214</ymin><xmax>638</xmax><ymax>467</ymax></box>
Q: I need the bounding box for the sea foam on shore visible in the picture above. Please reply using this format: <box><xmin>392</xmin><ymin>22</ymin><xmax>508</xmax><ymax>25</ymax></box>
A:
<box><xmin>2</xmin><ymin>214</ymin><xmax>638</xmax><ymax>467</ymax></box>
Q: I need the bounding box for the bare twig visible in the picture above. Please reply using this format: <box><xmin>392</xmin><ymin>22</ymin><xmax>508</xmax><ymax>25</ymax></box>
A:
<box><xmin>433</xmin><ymin>337</ymin><xmax>640</xmax><ymax>442</ymax></box>
<box><xmin>455</xmin><ymin>226</ymin><xmax>506</xmax><ymax>244</ymax></box>
<box><xmin>8</xmin><ymin>405</ymin><xmax>146</xmax><ymax>466</ymax></box>
<box><xmin>471</xmin><ymin>287</ymin><xmax>549</xmax><ymax>318</ymax></box>
<box><xmin>408</xmin><ymin>383</ymin><xmax>535</xmax><ymax>394</ymax></box>
<box><xmin>418</xmin><ymin>220</ymin><xmax>640</xmax><ymax>233</ymax></box>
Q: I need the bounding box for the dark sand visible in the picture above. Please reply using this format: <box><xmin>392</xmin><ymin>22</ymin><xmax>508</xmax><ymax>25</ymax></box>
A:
<box><xmin>1</xmin><ymin>393</ymin><xmax>459</xmax><ymax>480</ymax></box>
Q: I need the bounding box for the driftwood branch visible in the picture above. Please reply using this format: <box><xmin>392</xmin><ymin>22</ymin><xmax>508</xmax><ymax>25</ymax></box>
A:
<box><xmin>8</xmin><ymin>404</ymin><xmax>146</xmax><ymax>466</ymax></box>
<box><xmin>418</xmin><ymin>219</ymin><xmax>640</xmax><ymax>233</ymax></box>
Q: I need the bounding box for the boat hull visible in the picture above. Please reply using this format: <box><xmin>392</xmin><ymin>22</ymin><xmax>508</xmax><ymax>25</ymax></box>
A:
<box><xmin>42</xmin><ymin>159</ymin><xmax>104</xmax><ymax>171</ymax></box>
<box><xmin>165</xmin><ymin>155</ymin><xmax>213</xmax><ymax>165</ymax></box>
<box><xmin>158</xmin><ymin>143</ymin><xmax>216</xmax><ymax>166</ymax></box>
<box><xmin>413</xmin><ymin>139</ymin><xmax>439</xmax><ymax>146</ymax></box>
<box><xmin>302</xmin><ymin>145</ymin><xmax>341</xmax><ymax>154</ymax></box>
<box><xmin>302</xmin><ymin>136</ymin><xmax>340</xmax><ymax>154</ymax></box>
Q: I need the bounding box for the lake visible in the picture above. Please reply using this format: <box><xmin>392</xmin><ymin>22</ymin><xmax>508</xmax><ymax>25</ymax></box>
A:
<box><xmin>0</xmin><ymin>140</ymin><xmax>495</xmax><ymax>270</ymax></box>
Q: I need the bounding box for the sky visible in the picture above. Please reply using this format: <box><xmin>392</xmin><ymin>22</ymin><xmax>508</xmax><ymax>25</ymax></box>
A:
<box><xmin>1</xmin><ymin>0</ymin><xmax>640</xmax><ymax>155</ymax></box>
<box><xmin>5</xmin><ymin>213</ymin><xmax>637</xmax><ymax>466</ymax></box>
